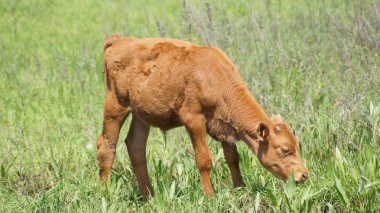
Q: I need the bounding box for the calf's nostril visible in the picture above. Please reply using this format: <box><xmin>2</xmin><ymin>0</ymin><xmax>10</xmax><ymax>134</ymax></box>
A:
<box><xmin>302</xmin><ymin>173</ymin><xmax>308</xmax><ymax>180</ymax></box>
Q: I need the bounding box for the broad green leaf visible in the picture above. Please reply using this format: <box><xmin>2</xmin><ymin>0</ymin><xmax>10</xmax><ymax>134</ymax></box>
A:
<box><xmin>326</xmin><ymin>203</ymin><xmax>336</xmax><ymax>213</ymax></box>
<box><xmin>266</xmin><ymin>189</ymin><xmax>278</xmax><ymax>207</ymax></box>
<box><xmin>0</xmin><ymin>165</ymin><xmax>5</xmax><ymax>178</ymax></box>
<box><xmin>301</xmin><ymin>186</ymin><xmax>312</xmax><ymax>203</ymax></box>
<box><xmin>198</xmin><ymin>196</ymin><xmax>204</xmax><ymax>205</ymax></box>
<box><xmin>176</xmin><ymin>163</ymin><xmax>183</xmax><ymax>176</ymax></box>
<box><xmin>365</xmin><ymin>181</ymin><xmax>380</xmax><ymax>190</ymax></box>
<box><xmin>254</xmin><ymin>192</ymin><xmax>260</xmax><ymax>211</ymax></box>
<box><xmin>101</xmin><ymin>197</ymin><xmax>107</xmax><ymax>213</ymax></box>
<box><xmin>169</xmin><ymin>180</ymin><xmax>176</xmax><ymax>199</ymax></box>
<box><xmin>334</xmin><ymin>177</ymin><xmax>349</xmax><ymax>206</ymax></box>
<box><xmin>285</xmin><ymin>171</ymin><xmax>296</xmax><ymax>198</ymax></box>
<box><xmin>334</xmin><ymin>146</ymin><xmax>345</xmax><ymax>174</ymax></box>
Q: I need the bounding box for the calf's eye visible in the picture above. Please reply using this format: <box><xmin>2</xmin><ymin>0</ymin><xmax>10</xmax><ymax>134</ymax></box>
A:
<box><xmin>281</xmin><ymin>147</ymin><xmax>292</xmax><ymax>156</ymax></box>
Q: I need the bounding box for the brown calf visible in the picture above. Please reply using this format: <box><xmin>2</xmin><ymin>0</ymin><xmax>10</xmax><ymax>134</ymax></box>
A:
<box><xmin>97</xmin><ymin>35</ymin><xmax>308</xmax><ymax>200</ymax></box>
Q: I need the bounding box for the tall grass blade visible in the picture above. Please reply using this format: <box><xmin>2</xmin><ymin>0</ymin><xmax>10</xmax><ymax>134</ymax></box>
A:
<box><xmin>334</xmin><ymin>176</ymin><xmax>349</xmax><ymax>206</ymax></box>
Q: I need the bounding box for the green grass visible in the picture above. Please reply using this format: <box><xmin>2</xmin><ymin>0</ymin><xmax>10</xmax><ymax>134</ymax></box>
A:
<box><xmin>1</xmin><ymin>0</ymin><xmax>379</xmax><ymax>212</ymax></box>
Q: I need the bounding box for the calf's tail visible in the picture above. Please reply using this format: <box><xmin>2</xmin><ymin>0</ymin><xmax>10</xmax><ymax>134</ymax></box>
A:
<box><xmin>103</xmin><ymin>34</ymin><xmax>121</xmax><ymax>91</ymax></box>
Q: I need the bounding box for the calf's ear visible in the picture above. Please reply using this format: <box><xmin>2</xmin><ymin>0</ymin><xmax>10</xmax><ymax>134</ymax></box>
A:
<box><xmin>256</xmin><ymin>122</ymin><xmax>269</xmax><ymax>140</ymax></box>
<box><xmin>271</xmin><ymin>115</ymin><xmax>284</xmax><ymax>124</ymax></box>
<box><xmin>274</xmin><ymin>125</ymin><xmax>281</xmax><ymax>134</ymax></box>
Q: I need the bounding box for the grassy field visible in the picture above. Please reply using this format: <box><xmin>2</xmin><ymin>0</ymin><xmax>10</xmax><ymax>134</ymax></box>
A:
<box><xmin>1</xmin><ymin>0</ymin><xmax>379</xmax><ymax>212</ymax></box>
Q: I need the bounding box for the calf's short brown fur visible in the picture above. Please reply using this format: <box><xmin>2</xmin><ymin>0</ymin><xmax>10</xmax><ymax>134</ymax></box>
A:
<box><xmin>97</xmin><ymin>35</ymin><xmax>308</xmax><ymax>200</ymax></box>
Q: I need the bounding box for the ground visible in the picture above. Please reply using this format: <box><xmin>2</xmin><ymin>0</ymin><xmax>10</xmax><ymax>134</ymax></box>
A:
<box><xmin>0</xmin><ymin>0</ymin><xmax>379</xmax><ymax>212</ymax></box>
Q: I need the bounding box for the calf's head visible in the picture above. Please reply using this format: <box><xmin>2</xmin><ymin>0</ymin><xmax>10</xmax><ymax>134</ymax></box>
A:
<box><xmin>248</xmin><ymin>115</ymin><xmax>308</xmax><ymax>183</ymax></box>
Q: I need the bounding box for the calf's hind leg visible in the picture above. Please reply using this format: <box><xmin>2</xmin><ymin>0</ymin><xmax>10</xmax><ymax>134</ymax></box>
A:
<box><xmin>125</xmin><ymin>115</ymin><xmax>153</xmax><ymax>201</ymax></box>
<box><xmin>97</xmin><ymin>97</ymin><xmax>130</xmax><ymax>184</ymax></box>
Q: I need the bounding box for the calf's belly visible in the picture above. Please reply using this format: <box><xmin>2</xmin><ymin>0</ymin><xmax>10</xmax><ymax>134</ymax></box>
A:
<box><xmin>132</xmin><ymin>108</ymin><xmax>182</xmax><ymax>130</ymax></box>
<box><xmin>128</xmin><ymin>89</ymin><xmax>183</xmax><ymax>130</ymax></box>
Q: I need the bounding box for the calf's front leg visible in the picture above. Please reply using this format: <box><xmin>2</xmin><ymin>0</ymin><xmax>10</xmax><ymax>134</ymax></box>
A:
<box><xmin>221</xmin><ymin>142</ymin><xmax>244</xmax><ymax>188</ymax></box>
<box><xmin>184</xmin><ymin>114</ymin><xmax>214</xmax><ymax>197</ymax></box>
